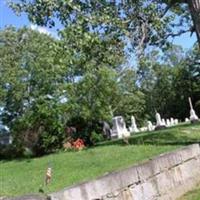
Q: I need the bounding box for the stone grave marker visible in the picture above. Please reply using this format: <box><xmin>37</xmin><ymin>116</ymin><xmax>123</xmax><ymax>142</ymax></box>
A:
<box><xmin>111</xmin><ymin>116</ymin><xmax>130</xmax><ymax>139</ymax></box>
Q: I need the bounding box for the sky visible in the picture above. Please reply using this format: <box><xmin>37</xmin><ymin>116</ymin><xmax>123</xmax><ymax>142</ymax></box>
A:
<box><xmin>0</xmin><ymin>0</ymin><xmax>197</xmax><ymax>49</ymax></box>
<box><xmin>0</xmin><ymin>0</ymin><xmax>59</xmax><ymax>37</ymax></box>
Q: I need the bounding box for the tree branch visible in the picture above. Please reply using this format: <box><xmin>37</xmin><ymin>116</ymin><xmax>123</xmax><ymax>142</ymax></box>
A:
<box><xmin>160</xmin><ymin>0</ymin><xmax>187</xmax><ymax>18</ymax></box>
<box><xmin>160</xmin><ymin>4</ymin><xmax>172</xmax><ymax>18</ymax></box>
<box><xmin>165</xmin><ymin>28</ymin><xmax>192</xmax><ymax>39</ymax></box>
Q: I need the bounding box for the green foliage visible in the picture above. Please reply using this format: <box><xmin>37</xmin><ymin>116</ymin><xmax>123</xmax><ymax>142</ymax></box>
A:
<box><xmin>0</xmin><ymin>26</ymin><xmax>146</xmax><ymax>155</ymax></box>
<box><xmin>0</xmin><ymin>27</ymin><xmax>68</xmax><ymax>155</ymax></box>
<box><xmin>90</xmin><ymin>131</ymin><xmax>104</xmax><ymax>145</ymax></box>
<box><xmin>0</xmin><ymin>144</ymin><xmax>23</xmax><ymax>159</ymax></box>
<box><xmin>2</xmin><ymin>0</ymin><xmax>200</xmax><ymax>157</ymax></box>
<box><xmin>8</xmin><ymin>0</ymin><xmax>200</xmax><ymax>54</ymax></box>
<box><xmin>133</xmin><ymin>43</ymin><xmax>199</xmax><ymax>122</ymax></box>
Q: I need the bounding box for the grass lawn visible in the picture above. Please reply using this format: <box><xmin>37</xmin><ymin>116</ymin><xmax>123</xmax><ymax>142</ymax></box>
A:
<box><xmin>0</xmin><ymin>123</ymin><xmax>200</xmax><ymax>197</ymax></box>
<box><xmin>178</xmin><ymin>185</ymin><xmax>200</xmax><ymax>200</ymax></box>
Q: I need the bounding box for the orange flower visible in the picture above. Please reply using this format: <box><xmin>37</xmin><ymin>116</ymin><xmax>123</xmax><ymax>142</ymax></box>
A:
<box><xmin>72</xmin><ymin>138</ymin><xmax>85</xmax><ymax>150</ymax></box>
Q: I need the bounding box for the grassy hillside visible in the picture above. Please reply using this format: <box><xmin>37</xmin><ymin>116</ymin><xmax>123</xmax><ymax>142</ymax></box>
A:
<box><xmin>0</xmin><ymin>123</ymin><xmax>200</xmax><ymax>197</ymax></box>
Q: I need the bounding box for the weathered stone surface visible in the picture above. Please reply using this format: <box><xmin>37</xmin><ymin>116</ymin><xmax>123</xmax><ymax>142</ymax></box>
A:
<box><xmin>49</xmin><ymin>144</ymin><xmax>200</xmax><ymax>200</ymax></box>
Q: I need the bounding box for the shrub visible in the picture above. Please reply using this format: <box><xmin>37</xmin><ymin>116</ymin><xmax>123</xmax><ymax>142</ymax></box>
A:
<box><xmin>90</xmin><ymin>131</ymin><xmax>104</xmax><ymax>145</ymax></box>
<box><xmin>0</xmin><ymin>144</ymin><xmax>23</xmax><ymax>159</ymax></box>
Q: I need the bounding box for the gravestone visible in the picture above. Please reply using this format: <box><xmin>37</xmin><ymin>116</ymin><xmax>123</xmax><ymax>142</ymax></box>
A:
<box><xmin>147</xmin><ymin>121</ymin><xmax>154</xmax><ymax>131</ymax></box>
<box><xmin>155</xmin><ymin>112</ymin><xmax>166</xmax><ymax>130</ymax></box>
<box><xmin>166</xmin><ymin>119</ymin><xmax>171</xmax><ymax>127</ymax></box>
<box><xmin>102</xmin><ymin>121</ymin><xmax>111</xmax><ymax>139</ymax></box>
<box><xmin>188</xmin><ymin>97</ymin><xmax>199</xmax><ymax>123</ymax></box>
<box><xmin>185</xmin><ymin>118</ymin><xmax>190</xmax><ymax>123</ymax></box>
<box><xmin>162</xmin><ymin>119</ymin><xmax>166</xmax><ymax>126</ymax></box>
<box><xmin>140</xmin><ymin>127</ymin><xmax>148</xmax><ymax>132</ymax></box>
<box><xmin>111</xmin><ymin>116</ymin><xmax>130</xmax><ymax>139</ymax></box>
<box><xmin>129</xmin><ymin>116</ymin><xmax>139</xmax><ymax>133</ymax></box>
<box><xmin>170</xmin><ymin>118</ymin><xmax>174</xmax><ymax>126</ymax></box>
<box><xmin>174</xmin><ymin>119</ymin><xmax>178</xmax><ymax>125</ymax></box>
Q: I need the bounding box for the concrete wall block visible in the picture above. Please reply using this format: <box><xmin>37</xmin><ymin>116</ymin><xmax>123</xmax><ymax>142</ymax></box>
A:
<box><xmin>63</xmin><ymin>186</ymin><xmax>86</xmax><ymax>200</ymax></box>
<box><xmin>136</xmin><ymin>161</ymin><xmax>159</xmax><ymax>181</ymax></box>
<box><xmin>129</xmin><ymin>184</ymin><xmax>144</xmax><ymax>200</ymax></box>
<box><xmin>154</xmin><ymin>170</ymin><xmax>175</xmax><ymax>195</ymax></box>
<box><xmin>51</xmin><ymin>167</ymin><xmax>139</xmax><ymax>200</ymax></box>
<box><xmin>167</xmin><ymin>166</ymin><xmax>184</xmax><ymax>189</ymax></box>
<box><xmin>116</xmin><ymin>188</ymin><xmax>133</xmax><ymax>200</ymax></box>
<box><xmin>111</xmin><ymin>166</ymin><xmax>139</xmax><ymax>187</ymax></box>
<box><xmin>90</xmin><ymin>166</ymin><xmax>139</xmax><ymax>196</ymax></box>
<box><xmin>178</xmin><ymin>144</ymin><xmax>200</xmax><ymax>162</ymax></box>
<box><xmin>178</xmin><ymin>158</ymin><xmax>200</xmax><ymax>182</ymax></box>
<box><xmin>140</xmin><ymin>180</ymin><xmax>160</xmax><ymax>200</ymax></box>
<box><xmin>155</xmin><ymin>153</ymin><xmax>182</xmax><ymax>171</ymax></box>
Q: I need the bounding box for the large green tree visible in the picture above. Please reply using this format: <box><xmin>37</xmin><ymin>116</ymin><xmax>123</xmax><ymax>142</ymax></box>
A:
<box><xmin>56</xmin><ymin>25</ymin><xmax>146</xmax><ymax>139</ymax></box>
<box><xmin>0</xmin><ymin>26</ymin><xmax>146</xmax><ymax>155</ymax></box>
<box><xmin>0</xmin><ymin>27</ymin><xmax>67</xmax><ymax>154</ymax></box>
<box><xmin>138</xmin><ymin>44</ymin><xmax>200</xmax><ymax>121</ymax></box>
<box><xmin>9</xmin><ymin>0</ymin><xmax>200</xmax><ymax>53</ymax></box>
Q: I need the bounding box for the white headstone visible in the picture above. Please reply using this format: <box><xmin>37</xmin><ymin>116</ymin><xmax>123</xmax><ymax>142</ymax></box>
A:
<box><xmin>111</xmin><ymin>116</ymin><xmax>130</xmax><ymax>139</ymax></box>
<box><xmin>156</xmin><ymin>112</ymin><xmax>164</xmax><ymax>126</ymax></box>
<box><xmin>140</xmin><ymin>127</ymin><xmax>148</xmax><ymax>132</ymax></box>
<box><xmin>162</xmin><ymin>119</ymin><xmax>166</xmax><ymax>126</ymax></box>
<box><xmin>166</xmin><ymin>119</ymin><xmax>171</xmax><ymax>127</ymax></box>
<box><xmin>185</xmin><ymin>118</ymin><xmax>190</xmax><ymax>122</ymax></box>
<box><xmin>129</xmin><ymin>116</ymin><xmax>139</xmax><ymax>133</ymax></box>
<box><xmin>170</xmin><ymin>118</ymin><xmax>174</xmax><ymax>126</ymax></box>
<box><xmin>174</xmin><ymin>119</ymin><xmax>178</xmax><ymax>125</ymax></box>
<box><xmin>147</xmin><ymin>121</ymin><xmax>154</xmax><ymax>131</ymax></box>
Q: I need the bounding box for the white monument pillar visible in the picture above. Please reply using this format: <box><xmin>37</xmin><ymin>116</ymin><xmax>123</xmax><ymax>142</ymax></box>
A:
<box><xmin>129</xmin><ymin>116</ymin><xmax>139</xmax><ymax>133</ymax></box>
<box><xmin>162</xmin><ymin>119</ymin><xmax>166</xmax><ymax>126</ymax></box>
<box><xmin>166</xmin><ymin>119</ymin><xmax>171</xmax><ymax>127</ymax></box>
<box><xmin>155</xmin><ymin>112</ymin><xmax>166</xmax><ymax>130</ymax></box>
<box><xmin>188</xmin><ymin>97</ymin><xmax>199</xmax><ymax>122</ymax></box>
<box><xmin>170</xmin><ymin>118</ymin><xmax>174</xmax><ymax>126</ymax></box>
<box><xmin>147</xmin><ymin>121</ymin><xmax>154</xmax><ymax>131</ymax></box>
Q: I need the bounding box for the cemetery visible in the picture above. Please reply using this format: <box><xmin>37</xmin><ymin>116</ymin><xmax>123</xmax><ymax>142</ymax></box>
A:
<box><xmin>1</xmin><ymin>0</ymin><xmax>200</xmax><ymax>199</ymax></box>
<box><xmin>1</xmin><ymin>121</ymin><xmax>200</xmax><ymax>199</ymax></box>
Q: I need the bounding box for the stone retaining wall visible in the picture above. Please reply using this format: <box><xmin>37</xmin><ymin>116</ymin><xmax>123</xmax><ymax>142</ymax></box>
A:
<box><xmin>50</xmin><ymin>144</ymin><xmax>200</xmax><ymax>200</ymax></box>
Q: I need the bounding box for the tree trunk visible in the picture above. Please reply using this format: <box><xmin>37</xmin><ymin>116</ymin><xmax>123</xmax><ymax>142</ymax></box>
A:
<box><xmin>187</xmin><ymin>0</ymin><xmax>200</xmax><ymax>47</ymax></box>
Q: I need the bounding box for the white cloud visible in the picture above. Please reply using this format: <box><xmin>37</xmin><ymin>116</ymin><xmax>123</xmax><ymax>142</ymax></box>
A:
<box><xmin>30</xmin><ymin>24</ymin><xmax>60</xmax><ymax>39</ymax></box>
<box><xmin>30</xmin><ymin>24</ymin><xmax>51</xmax><ymax>35</ymax></box>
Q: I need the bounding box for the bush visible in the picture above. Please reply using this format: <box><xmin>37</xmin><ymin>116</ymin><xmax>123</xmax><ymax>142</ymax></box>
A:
<box><xmin>0</xmin><ymin>144</ymin><xmax>23</xmax><ymax>159</ymax></box>
<box><xmin>9</xmin><ymin>98</ymin><xmax>66</xmax><ymax>156</ymax></box>
<box><xmin>23</xmin><ymin>147</ymin><xmax>34</xmax><ymax>158</ymax></box>
<box><xmin>90</xmin><ymin>131</ymin><xmax>104</xmax><ymax>145</ymax></box>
